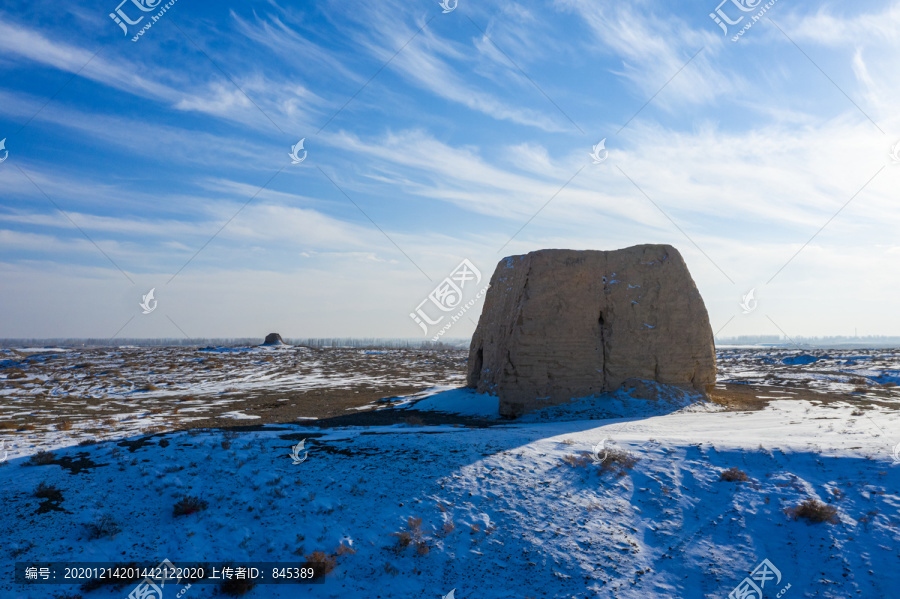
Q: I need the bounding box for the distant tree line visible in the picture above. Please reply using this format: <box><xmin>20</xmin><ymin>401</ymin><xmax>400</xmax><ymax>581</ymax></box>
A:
<box><xmin>716</xmin><ymin>334</ymin><xmax>900</xmax><ymax>348</ymax></box>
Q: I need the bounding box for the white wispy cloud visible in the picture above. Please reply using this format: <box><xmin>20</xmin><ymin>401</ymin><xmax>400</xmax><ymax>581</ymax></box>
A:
<box><xmin>557</xmin><ymin>0</ymin><xmax>738</xmax><ymax>106</ymax></box>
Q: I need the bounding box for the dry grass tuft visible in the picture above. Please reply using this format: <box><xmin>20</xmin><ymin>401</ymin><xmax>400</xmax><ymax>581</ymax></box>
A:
<box><xmin>719</xmin><ymin>467</ymin><xmax>750</xmax><ymax>482</ymax></box>
<box><xmin>173</xmin><ymin>495</ymin><xmax>208</xmax><ymax>517</ymax></box>
<box><xmin>56</xmin><ymin>420</ymin><xmax>73</xmax><ymax>431</ymax></box>
<box><xmin>785</xmin><ymin>498</ymin><xmax>839</xmax><ymax>524</ymax></box>
<box><xmin>335</xmin><ymin>542</ymin><xmax>356</xmax><ymax>556</ymax></box>
<box><xmin>562</xmin><ymin>453</ymin><xmax>591</xmax><ymax>467</ymax></box>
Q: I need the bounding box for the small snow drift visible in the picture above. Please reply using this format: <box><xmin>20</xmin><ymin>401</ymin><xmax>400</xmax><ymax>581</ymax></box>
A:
<box><xmin>261</xmin><ymin>332</ymin><xmax>286</xmax><ymax>346</ymax></box>
<box><xmin>467</xmin><ymin>245</ymin><xmax>716</xmax><ymax>418</ymax></box>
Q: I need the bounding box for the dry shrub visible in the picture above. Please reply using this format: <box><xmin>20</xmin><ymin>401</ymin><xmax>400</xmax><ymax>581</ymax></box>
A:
<box><xmin>56</xmin><ymin>420</ymin><xmax>73</xmax><ymax>431</ymax></box>
<box><xmin>0</xmin><ymin>420</ymin><xmax>17</xmax><ymax>430</ymax></box>
<box><xmin>85</xmin><ymin>514</ymin><xmax>121</xmax><ymax>539</ymax></box>
<box><xmin>392</xmin><ymin>516</ymin><xmax>430</xmax><ymax>554</ymax></box>
<box><xmin>442</xmin><ymin>521</ymin><xmax>455</xmax><ymax>535</ymax></box>
<box><xmin>335</xmin><ymin>542</ymin><xmax>356</xmax><ymax>556</ymax></box>
<box><xmin>404</xmin><ymin>415</ymin><xmax>425</xmax><ymax>427</ymax></box>
<box><xmin>141</xmin><ymin>383</ymin><xmax>158</xmax><ymax>392</ymax></box>
<box><xmin>78</xmin><ymin>438</ymin><xmax>98</xmax><ymax>446</ymax></box>
<box><xmin>601</xmin><ymin>448</ymin><xmax>640</xmax><ymax>476</ymax></box>
<box><xmin>34</xmin><ymin>482</ymin><xmax>60</xmax><ymax>498</ymax></box>
<box><xmin>407</xmin><ymin>516</ymin><xmax>422</xmax><ymax>533</ymax></box>
<box><xmin>25</xmin><ymin>450</ymin><xmax>56</xmax><ymax>466</ymax></box>
<box><xmin>564</xmin><ymin>448</ymin><xmax>639</xmax><ymax>476</ymax></box>
<box><xmin>304</xmin><ymin>551</ymin><xmax>337</xmax><ymax>577</ymax></box>
<box><xmin>785</xmin><ymin>498</ymin><xmax>839</xmax><ymax>524</ymax></box>
<box><xmin>5</xmin><ymin>369</ymin><xmax>28</xmax><ymax>379</ymax></box>
<box><xmin>719</xmin><ymin>467</ymin><xmax>750</xmax><ymax>482</ymax></box>
<box><xmin>173</xmin><ymin>495</ymin><xmax>208</xmax><ymax>517</ymax></box>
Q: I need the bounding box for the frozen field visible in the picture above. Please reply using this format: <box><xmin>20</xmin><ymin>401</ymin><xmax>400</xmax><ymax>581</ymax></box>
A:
<box><xmin>1</xmin><ymin>346</ymin><xmax>899</xmax><ymax>598</ymax></box>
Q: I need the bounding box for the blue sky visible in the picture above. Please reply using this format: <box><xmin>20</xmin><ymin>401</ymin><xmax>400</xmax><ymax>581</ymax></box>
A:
<box><xmin>0</xmin><ymin>0</ymin><xmax>898</xmax><ymax>341</ymax></box>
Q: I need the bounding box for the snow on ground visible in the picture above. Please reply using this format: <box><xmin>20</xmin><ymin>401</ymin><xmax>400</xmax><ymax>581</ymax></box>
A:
<box><xmin>0</xmin><ymin>346</ymin><xmax>466</xmax><ymax>402</ymax></box>
<box><xmin>717</xmin><ymin>348</ymin><xmax>900</xmax><ymax>394</ymax></box>
<box><xmin>2</xmin><ymin>390</ymin><xmax>899</xmax><ymax>599</ymax></box>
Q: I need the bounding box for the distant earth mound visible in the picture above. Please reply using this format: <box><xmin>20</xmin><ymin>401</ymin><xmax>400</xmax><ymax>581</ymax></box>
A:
<box><xmin>262</xmin><ymin>333</ymin><xmax>286</xmax><ymax>346</ymax></box>
<box><xmin>467</xmin><ymin>245</ymin><xmax>716</xmax><ymax>417</ymax></box>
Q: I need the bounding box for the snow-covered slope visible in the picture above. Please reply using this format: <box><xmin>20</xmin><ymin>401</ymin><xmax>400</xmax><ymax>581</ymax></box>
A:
<box><xmin>2</xmin><ymin>389</ymin><xmax>898</xmax><ymax>599</ymax></box>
